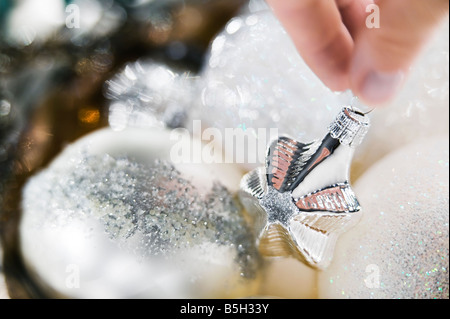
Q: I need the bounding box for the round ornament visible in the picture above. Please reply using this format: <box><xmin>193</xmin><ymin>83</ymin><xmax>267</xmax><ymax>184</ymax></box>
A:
<box><xmin>352</xmin><ymin>18</ymin><xmax>449</xmax><ymax>178</ymax></box>
<box><xmin>20</xmin><ymin>127</ymin><xmax>261</xmax><ymax>298</ymax></box>
<box><xmin>105</xmin><ymin>60</ymin><xmax>197</xmax><ymax>131</ymax></box>
<box><xmin>318</xmin><ymin>136</ymin><xmax>449</xmax><ymax>299</ymax></box>
<box><xmin>5</xmin><ymin>0</ymin><xmax>65</xmax><ymax>47</ymax></box>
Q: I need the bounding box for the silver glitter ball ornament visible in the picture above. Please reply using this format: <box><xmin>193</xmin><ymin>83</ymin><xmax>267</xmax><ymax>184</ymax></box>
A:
<box><xmin>20</xmin><ymin>127</ymin><xmax>261</xmax><ymax>298</ymax></box>
<box><xmin>318</xmin><ymin>136</ymin><xmax>449</xmax><ymax>299</ymax></box>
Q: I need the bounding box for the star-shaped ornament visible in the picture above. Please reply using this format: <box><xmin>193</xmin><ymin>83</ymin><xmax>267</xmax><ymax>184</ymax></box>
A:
<box><xmin>239</xmin><ymin>107</ymin><xmax>370</xmax><ymax>269</ymax></box>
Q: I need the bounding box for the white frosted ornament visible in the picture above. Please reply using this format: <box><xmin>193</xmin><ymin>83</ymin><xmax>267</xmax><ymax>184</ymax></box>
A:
<box><xmin>6</xmin><ymin>0</ymin><xmax>65</xmax><ymax>46</ymax></box>
<box><xmin>193</xmin><ymin>10</ymin><xmax>353</xmax><ymax>169</ymax></box>
<box><xmin>20</xmin><ymin>127</ymin><xmax>261</xmax><ymax>298</ymax></box>
<box><xmin>105</xmin><ymin>60</ymin><xmax>197</xmax><ymax>130</ymax></box>
<box><xmin>318</xmin><ymin>136</ymin><xmax>449</xmax><ymax>299</ymax></box>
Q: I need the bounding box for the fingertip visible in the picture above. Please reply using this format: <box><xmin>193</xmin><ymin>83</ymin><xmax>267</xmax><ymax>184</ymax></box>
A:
<box><xmin>351</xmin><ymin>68</ymin><xmax>405</xmax><ymax>106</ymax></box>
<box><xmin>349</xmin><ymin>0</ymin><xmax>448</xmax><ymax>105</ymax></box>
<box><xmin>349</xmin><ymin>35</ymin><xmax>406</xmax><ymax>106</ymax></box>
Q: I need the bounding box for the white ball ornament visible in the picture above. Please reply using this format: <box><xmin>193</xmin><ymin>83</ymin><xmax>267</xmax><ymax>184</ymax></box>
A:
<box><xmin>318</xmin><ymin>136</ymin><xmax>449</xmax><ymax>299</ymax></box>
<box><xmin>105</xmin><ymin>60</ymin><xmax>197</xmax><ymax>131</ymax></box>
<box><xmin>20</xmin><ymin>127</ymin><xmax>261</xmax><ymax>298</ymax></box>
<box><xmin>6</xmin><ymin>0</ymin><xmax>65</xmax><ymax>46</ymax></box>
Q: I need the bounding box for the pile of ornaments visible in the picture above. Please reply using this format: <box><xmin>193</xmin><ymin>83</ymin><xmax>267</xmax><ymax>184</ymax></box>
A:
<box><xmin>17</xmin><ymin>4</ymin><xmax>448</xmax><ymax>299</ymax></box>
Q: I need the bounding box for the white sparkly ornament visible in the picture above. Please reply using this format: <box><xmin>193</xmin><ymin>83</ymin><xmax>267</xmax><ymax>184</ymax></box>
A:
<box><xmin>192</xmin><ymin>10</ymin><xmax>354</xmax><ymax>169</ymax></box>
<box><xmin>6</xmin><ymin>0</ymin><xmax>65</xmax><ymax>46</ymax></box>
<box><xmin>20</xmin><ymin>127</ymin><xmax>261</xmax><ymax>298</ymax></box>
<box><xmin>105</xmin><ymin>60</ymin><xmax>197</xmax><ymax>130</ymax></box>
<box><xmin>318</xmin><ymin>136</ymin><xmax>449</xmax><ymax>299</ymax></box>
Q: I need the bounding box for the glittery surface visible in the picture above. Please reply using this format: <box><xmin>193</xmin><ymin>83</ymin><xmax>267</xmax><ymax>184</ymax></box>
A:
<box><xmin>319</xmin><ymin>136</ymin><xmax>449</xmax><ymax>299</ymax></box>
<box><xmin>35</xmin><ymin>154</ymin><xmax>255</xmax><ymax>263</ymax></box>
<box><xmin>105</xmin><ymin>60</ymin><xmax>196</xmax><ymax>130</ymax></box>
<box><xmin>191</xmin><ymin>9</ymin><xmax>355</xmax><ymax>166</ymax></box>
<box><xmin>260</xmin><ymin>187</ymin><xmax>297</xmax><ymax>226</ymax></box>
<box><xmin>20</xmin><ymin>128</ymin><xmax>260</xmax><ymax>298</ymax></box>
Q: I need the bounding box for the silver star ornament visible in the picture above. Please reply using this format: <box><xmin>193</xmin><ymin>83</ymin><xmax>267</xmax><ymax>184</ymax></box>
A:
<box><xmin>239</xmin><ymin>106</ymin><xmax>370</xmax><ymax>269</ymax></box>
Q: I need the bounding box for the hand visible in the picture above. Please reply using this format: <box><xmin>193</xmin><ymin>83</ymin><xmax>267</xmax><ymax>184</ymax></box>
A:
<box><xmin>266</xmin><ymin>0</ymin><xmax>449</xmax><ymax>105</ymax></box>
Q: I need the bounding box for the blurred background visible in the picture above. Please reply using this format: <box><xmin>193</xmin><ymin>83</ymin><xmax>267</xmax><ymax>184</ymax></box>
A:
<box><xmin>0</xmin><ymin>0</ymin><xmax>251</xmax><ymax>298</ymax></box>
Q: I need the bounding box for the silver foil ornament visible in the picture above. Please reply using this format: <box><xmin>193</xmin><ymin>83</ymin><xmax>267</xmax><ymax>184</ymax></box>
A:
<box><xmin>239</xmin><ymin>107</ymin><xmax>370</xmax><ymax>269</ymax></box>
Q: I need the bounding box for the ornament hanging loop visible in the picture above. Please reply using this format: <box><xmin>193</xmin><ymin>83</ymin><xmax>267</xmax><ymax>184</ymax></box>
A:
<box><xmin>350</xmin><ymin>94</ymin><xmax>375</xmax><ymax>115</ymax></box>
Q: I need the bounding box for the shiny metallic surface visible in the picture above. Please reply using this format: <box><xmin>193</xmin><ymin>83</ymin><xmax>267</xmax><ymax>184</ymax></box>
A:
<box><xmin>239</xmin><ymin>107</ymin><xmax>370</xmax><ymax>269</ymax></box>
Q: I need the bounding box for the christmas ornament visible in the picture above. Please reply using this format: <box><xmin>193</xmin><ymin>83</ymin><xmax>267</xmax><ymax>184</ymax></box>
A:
<box><xmin>20</xmin><ymin>127</ymin><xmax>260</xmax><ymax>298</ymax></box>
<box><xmin>239</xmin><ymin>106</ymin><xmax>370</xmax><ymax>269</ymax></box>
<box><xmin>318</xmin><ymin>136</ymin><xmax>449</xmax><ymax>299</ymax></box>
<box><xmin>193</xmin><ymin>10</ymin><xmax>357</xmax><ymax>169</ymax></box>
<box><xmin>5</xmin><ymin>0</ymin><xmax>65</xmax><ymax>47</ymax></box>
<box><xmin>105</xmin><ymin>60</ymin><xmax>196</xmax><ymax>130</ymax></box>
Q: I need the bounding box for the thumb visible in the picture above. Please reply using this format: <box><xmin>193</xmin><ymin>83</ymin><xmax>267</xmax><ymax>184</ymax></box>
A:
<box><xmin>350</xmin><ymin>0</ymin><xmax>449</xmax><ymax>105</ymax></box>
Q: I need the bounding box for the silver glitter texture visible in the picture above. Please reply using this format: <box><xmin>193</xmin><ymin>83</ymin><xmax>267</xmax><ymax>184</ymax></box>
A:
<box><xmin>105</xmin><ymin>60</ymin><xmax>196</xmax><ymax>130</ymax></box>
<box><xmin>20</xmin><ymin>130</ymin><xmax>260</xmax><ymax>298</ymax></box>
<box><xmin>319</xmin><ymin>136</ymin><xmax>449</xmax><ymax>299</ymax></box>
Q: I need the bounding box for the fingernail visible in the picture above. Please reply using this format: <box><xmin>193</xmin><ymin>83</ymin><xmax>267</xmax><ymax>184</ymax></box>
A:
<box><xmin>360</xmin><ymin>70</ymin><xmax>404</xmax><ymax>104</ymax></box>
